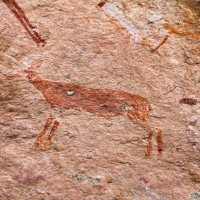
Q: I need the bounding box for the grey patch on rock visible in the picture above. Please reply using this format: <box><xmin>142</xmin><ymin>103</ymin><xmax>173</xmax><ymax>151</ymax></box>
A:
<box><xmin>6</xmin><ymin>134</ymin><xmax>19</xmax><ymax>139</ymax></box>
<box><xmin>70</xmin><ymin>172</ymin><xmax>84</xmax><ymax>182</ymax></box>
<box><xmin>86</xmin><ymin>176</ymin><xmax>100</xmax><ymax>186</ymax></box>
<box><xmin>62</xmin><ymin>131</ymin><xmax>75</xmax><ymax>138</ymax></box>
<box><xmin>189</xmin><ymin>190</ymin><xmax>200</xmax><ymax>200</ymax></box>
<box><xmin>121</xmin><ymin>102</ymin><xmax>134</xmax><ymax>110</ymax></box>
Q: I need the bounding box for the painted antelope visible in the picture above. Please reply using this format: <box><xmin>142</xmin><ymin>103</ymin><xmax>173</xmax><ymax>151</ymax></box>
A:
<box><xmin>7</xmin><ymin>62</ymin><xmax>163</xmax><ymax>156</ymax></box>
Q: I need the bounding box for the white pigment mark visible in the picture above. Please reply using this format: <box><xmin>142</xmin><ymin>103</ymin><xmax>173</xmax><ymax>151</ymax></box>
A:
<box><xmin>186</xmin><ymin>111</ymin><xmax>200</xmax><ymax>150</ymax></box>
<box><xmin>98</xmin><ymin>2</ymin><xmax>140</xmax><ymax>43</ymax></box>
<box><xmin>0</xmin><ymin>52</ymin><xmax>18</xmax><ymax>63</ymax></box>
<box><xmin>139</xmin><ymin>179</ymin><xmax>169</xmax><ymax>200</ymax></box>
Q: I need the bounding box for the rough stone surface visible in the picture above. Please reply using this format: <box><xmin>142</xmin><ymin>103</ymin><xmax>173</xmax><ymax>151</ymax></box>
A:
<box><xmin>0</xmin><ymin>0</ymin><xmax>200</xmax><ymax>199</ymax></box>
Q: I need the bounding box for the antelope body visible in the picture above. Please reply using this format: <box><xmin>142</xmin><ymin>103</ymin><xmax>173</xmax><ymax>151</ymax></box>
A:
<box><xmin>7</xmin><ymin>62</ymin><xmax>163</xmax><ymax>156</ymax></box>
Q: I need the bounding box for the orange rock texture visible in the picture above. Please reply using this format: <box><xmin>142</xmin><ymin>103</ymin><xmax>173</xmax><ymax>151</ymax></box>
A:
<box><xmin>0</xmin><ymin>0</ymin><xmax>200</xmax><ymax>199</ymax></box>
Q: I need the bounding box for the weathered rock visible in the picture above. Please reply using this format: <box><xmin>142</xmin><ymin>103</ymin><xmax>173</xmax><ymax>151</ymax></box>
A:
<box><xmin>0</xmin><ymin>0</ymin><xmax>200</xmax><ymax>199</ymax></box>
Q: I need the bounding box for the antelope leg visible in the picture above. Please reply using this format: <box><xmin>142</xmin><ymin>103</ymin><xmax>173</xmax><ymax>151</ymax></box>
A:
<box><xmin>30</xmin><ymin>115</ymin><xmax>54</xmax><ymax>150</ymax></box>
<box><xmin>142</xmin><ymin>123</ymin><xmax>163</xmax><ymax>157</ymax></box>
<box><xmin>157</xmin><ymin>130</ymin><xmax>163</xmax><ymax>156</ymax></box>
<box><xmin>42</xmin><ymin>120</ymin><xmax>60</xmax><ymax>150</ymax></box>
<box><xmin>146</xmin><ymin>131</ymin><xmax>153</xmax><ymax>157</ymax></box>
<box><xmin>129</xmin><ymin>118</ymin><xmax>163</xmax><ymax>157</ymax></box>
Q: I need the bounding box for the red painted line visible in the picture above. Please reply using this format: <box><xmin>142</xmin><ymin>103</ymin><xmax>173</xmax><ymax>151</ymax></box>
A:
<box><xmin>3</xmin><ymin>0</ymin><xmax>45</xmax><ymax>46</ymax></box>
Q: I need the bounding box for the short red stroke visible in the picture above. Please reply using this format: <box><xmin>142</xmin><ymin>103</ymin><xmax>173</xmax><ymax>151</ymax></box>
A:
<box><xmin>2</xmin><ymin>0</ymin><xmax>45</xmax><ymax>46</ymax></box>
<box><xmin>151</xmin><ymin>35</ymin><xmax>169</xmax><ymax>53</ymax></box>
<box><xmin>7</xmin><ymin>62</ymin><xmax>163</xmax><ymax>157</ymax></box>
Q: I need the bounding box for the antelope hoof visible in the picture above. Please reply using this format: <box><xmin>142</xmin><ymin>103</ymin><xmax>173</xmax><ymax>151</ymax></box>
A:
<box><xmin>41</xmin><ymin>141</ymin><xmax>51</xmax><ymax>150</ymax></box>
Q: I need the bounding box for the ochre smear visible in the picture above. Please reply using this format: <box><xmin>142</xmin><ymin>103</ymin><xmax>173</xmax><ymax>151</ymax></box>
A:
<box><xmin>7</xmin><ymin>62</ymin><xmax>163</xmax><ymax>156</ymax></box>
<box><xmin>164</xmin><ymin>23</ymin><xmax>200</xmax><ymax>42</ymax></box>
<box><xmin>2</xmin><ymin>0</ymin><xmax>45</xmax><ymax>46</ymax></box>
<box><xmin>179</xmin><ymin>98</ymin><xmax>198</xmax><ymax>105</ymax></box>
<box><xmin>151</xmin><ymin>35</ymin><xmax>169</xmax><ymax>53</ymax></box>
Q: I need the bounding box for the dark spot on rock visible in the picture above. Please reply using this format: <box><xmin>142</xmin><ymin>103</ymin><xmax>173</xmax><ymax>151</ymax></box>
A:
<box><xmin>191</xmin><ymin>142</ymin><xmax>197</xmax><ymax>146</ymax></box>
<box><xmin>100</xmin><ymin>104</ymin><xmax>108</xmax><ymax>108</ymax></box>
<box><xmin>189</xmin><ymin>121</ymin><xmax>197</xmax><ymax>126</ymax></box>
<box><xmin>98</xmin><ymin>2</ymin><xmax>106</xmax><ymax>7</ymax></box>
<box><xmin>6</xmin><ymin>134</ymin><xmax>19</xmax><ymax>139</ymax></box>
<box><xmin>66</xmin><ymin>74</ymin><xmax>71</xmax><ymax>79</ymax></box>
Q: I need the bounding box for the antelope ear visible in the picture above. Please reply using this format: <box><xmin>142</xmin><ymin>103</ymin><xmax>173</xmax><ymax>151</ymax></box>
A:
<box><xmin>6</xmin><ymin>71</ymin><xmax>26</xmax><ymax>80</ymax></box>
<box><xmin>29</xmin><ymin>61</ymin><xmax>43</xmax><ymax>71</ymax></box>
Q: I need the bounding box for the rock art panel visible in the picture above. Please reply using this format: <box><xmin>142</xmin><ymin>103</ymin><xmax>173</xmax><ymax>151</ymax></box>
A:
<box><xmin>0</xmin><ymin>0</ymin><xmax>200</xmax><ymax>199</ymax></box>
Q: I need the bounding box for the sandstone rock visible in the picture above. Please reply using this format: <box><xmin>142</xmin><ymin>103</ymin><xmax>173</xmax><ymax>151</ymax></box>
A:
<box><xmin>0</xmin><ymin>0</ymin><xmax>200</xmax><ymax>199</ymax></box>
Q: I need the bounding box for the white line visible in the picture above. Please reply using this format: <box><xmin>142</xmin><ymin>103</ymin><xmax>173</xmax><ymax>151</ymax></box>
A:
<box><xmin>0</xmin><ymin>52</ymin><xmax>18</xmax><ymax>63</ymax></box>
<box><xmin>97</xmin><ymin>2</ymin><xmax>140</xmax><ymax>43</ymax></box>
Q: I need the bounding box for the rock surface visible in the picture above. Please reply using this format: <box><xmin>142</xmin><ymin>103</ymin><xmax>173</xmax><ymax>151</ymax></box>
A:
<box><xmin>0</xmin><ymin>0</ymin><xmax>200</xmax><ymax>199</ymax></box>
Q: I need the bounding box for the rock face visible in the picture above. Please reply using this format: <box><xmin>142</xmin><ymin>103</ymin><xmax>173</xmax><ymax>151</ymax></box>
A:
<box><xmin>0</xmin><ymin>0</ymin><xmax>200</xmax><ymax>199</ymax></box>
